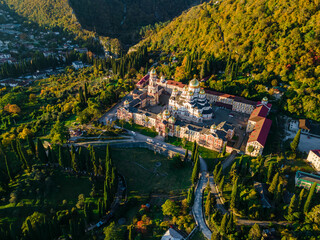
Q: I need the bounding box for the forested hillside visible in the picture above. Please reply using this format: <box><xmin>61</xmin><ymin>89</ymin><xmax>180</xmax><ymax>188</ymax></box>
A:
<box><xmin>3</xmin><ymin>0</ymin><xmax>204</xmax><ymax>44</ymax></box>
<box><xmin>3</xmin><ymin>0</ymin><xmax>95</xmax><ymax>39</ymax></box>
<box><xmin>141</xmin><ymin>0</ymin><xmax>320</xmax><ymax>121</ymax></box>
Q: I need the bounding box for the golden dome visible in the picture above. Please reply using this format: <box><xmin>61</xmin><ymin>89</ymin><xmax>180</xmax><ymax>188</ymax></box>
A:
<box><xmin>189</xmin><ymin>91</ymin><xmax>194</xmax><ymax>96</ymax></box>
<box><xmin>200</xmin><ymin>89</ymin><xmax>205</xmax><ymax>94</ymax></box>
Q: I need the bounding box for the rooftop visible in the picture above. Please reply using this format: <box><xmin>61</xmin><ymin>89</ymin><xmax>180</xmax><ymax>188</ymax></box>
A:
<box><xmin>248</xmin><ymin>118</ymin><xmax>272</xmax><ymax>146</ymax></box>
<box><xmin>296</xmin><ymin>171</ymin><xmax>320</xmax><ymax>185</ymax></box>
<box><xmin>311</xmin><ymin>150</ymin><xmax>320</xmax><ymax>158</ymax></box>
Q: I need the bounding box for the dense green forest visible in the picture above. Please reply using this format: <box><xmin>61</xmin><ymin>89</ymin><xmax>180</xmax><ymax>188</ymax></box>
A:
<box><xmin>140</xmin><ymin>0</ymin><xmax>320</xmax><ymax>121</ymax></box>
<box><xmin>3</xmin><ymin>0</ymin><xmax>205</xmax><ymax>45</ymax></box>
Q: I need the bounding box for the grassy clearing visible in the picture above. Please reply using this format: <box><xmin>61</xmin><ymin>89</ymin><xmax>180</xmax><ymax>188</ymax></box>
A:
<box><xmin>108</xmin><ymin>148</ymin><xmax>192</xmax><ymax>197</ymax></box>
<box><xmin>120</xmin><ymin>121</ymin><xmax>158</xmax><ymax>138</ymax></box>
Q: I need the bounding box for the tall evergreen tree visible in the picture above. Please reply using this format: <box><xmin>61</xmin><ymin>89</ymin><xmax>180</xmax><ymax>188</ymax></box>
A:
<box><xmin>304</xmin><ymin>182</ymin><xmax>317</xmax><ymax>213</ymax></box>
<box><xmin>298</xmin><ymin>188</ymin><xmax>305</xmax><ymax>211</ymax></box>
<box><xmin>267</xmin><ymin>162</ymin><xmax>275</xmax><ymax>183</ymax></box>
<box><xmin>187</xmin><ymin>186</ymin><xmax>195</xmax><ymax>207</ymax></box>
<box><xmin>230</xmin><ymin>178</ymin><xmax>238</xmax><ymax>209</ymax></box>
<box><xmin>191</xmin><ymin>155</ymin><xmax>200</xmax><ymax>185</ymax></box>
<box><xmin>184</xmin><ymin>148</ymin><xmax>189</xmax><ymax>161</ymax></box>
<box><xmin>219</xmin><ymin>176</ymin><xmax>225</xmax><ymax>193</ymax></box>
<box><xmin>288</xmin><ymin>194</ymin><xmax>297</xmax><ymax>217</ymax></box>
<box><xmin>37</xmin><ymin>138</ymin><xmax>48</xmax><ymax>163</ymax></box>
<box><xmin>290</xmin><ymin>129</ymin><xmax>301</xmax><ymax>152</ymax></box>
<box><xmin>220</xmin><ymin>213</ymin><xmax>228</xmax><ymax>233</ymax></box>
<box><xmin>205</xmin><ymin>191</ymin><xmax>212</xmax><ymax>217</ymax></box>
<box><xmin>27</xmin><ymin>135</ymin><xmax>36</xmax><ymax>156</ymax></box>
<box><xmin>268</xmin><ymin>172</ymin><xmax>279</xmax><ymax>195</ymax></box>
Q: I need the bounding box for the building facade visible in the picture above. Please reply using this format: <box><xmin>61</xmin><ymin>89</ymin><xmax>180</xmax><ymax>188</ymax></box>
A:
<box><xmin>117</xmin><ymin>69</ymin><xmax>272</xmax><ymax>155</ymax></box>
<box><xmin>307</xmin><ymin>150</ymin><xmax>320</xmax><ymax>171</ymax></box>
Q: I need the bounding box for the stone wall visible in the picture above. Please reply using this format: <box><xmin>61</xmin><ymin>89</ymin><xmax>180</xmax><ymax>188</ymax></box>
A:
<box><xmin>109</xmin><ymin>141</ymin><xmax>185</xmax><ymax>159</ymax></box>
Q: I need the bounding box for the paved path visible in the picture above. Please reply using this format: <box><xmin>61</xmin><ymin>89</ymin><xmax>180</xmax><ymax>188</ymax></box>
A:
<box><xmin>193</xmin><ymin>172</ymin><xmax>212</xmax><ymax>239</ymax></box>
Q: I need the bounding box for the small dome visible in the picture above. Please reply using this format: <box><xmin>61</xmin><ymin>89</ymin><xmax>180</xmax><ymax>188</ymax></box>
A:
<box><xmin>160</xmin><ymin>75</ymin><xmax>166</xmax><ymax>82</ymax></box>
<box><xmin>189</xmin><ymin>91</ymin><xmax>194</xmax><ymax>96</ymax></box>
<box><xmin>124</xmin><ymin>100</ymin><xmax>129</xmax><ymax>106</ymax></box>
<box><xmin>211</xmin><ymin>124</ymin><xmax>217</xmax><ymax>130</ymax></box>
<box><xmin>150</xmin><ymin>68</ymin><xmax>156</xmax><ymax>74</ymax></box>
<box><xmin>262</xmin><ymin>97</ymin><xmax>268</xmax><ymax>102</ymax></box>
<box><xmin>173</xmin><ymin>88</ymin><xmax>178</xmax><ymax>92</ymax></box>
<box><xmin>189</xmin><ymin>78</ymin><xmax>199</xmax><ymax>88</ymax></box>
<box><xmin>198</xmin><ymin>113</ymin><xmax>203</xmax><ymax>117</ymax></box>
<box><xmin>173</xmin><ymin>106</ymin><xmax>177</xmax><ymax>111</ymax></box>
<box><xmin>200</xmin><ymin>89</ymin><xmax>205</xmax><ymax>94</ymax></box>
<box><xmin>164</xmin><ymin>110</ymin><xmax>170</xmax><ymax>116</ymax></box>
<box><xmin>169</xmin><ymin>116</ymin><xmax>176</xmax><ymax>123</ymax></box>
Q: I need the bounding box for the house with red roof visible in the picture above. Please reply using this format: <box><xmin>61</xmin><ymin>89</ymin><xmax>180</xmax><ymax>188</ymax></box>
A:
<box><xmin>246</xmin><ymin>118</ymin><xmax>272</xmax><ymax>156</ymax></box>
<box><xmin>246</xmin><ymin>102</ymin><xmax>272</xmax><ymax>156</ymax></box>
<box><xmin>307</xmin><ymin>150</ymin><xmax>320</xmax><ymax>171</ymax></box>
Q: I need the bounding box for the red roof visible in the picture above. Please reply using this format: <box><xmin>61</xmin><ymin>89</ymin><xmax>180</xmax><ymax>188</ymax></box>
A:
<box><xmin>248</xmin><ymin>118</ymin><xmax>272</xmax><ymax>146</ymax></box>
<box><xmin>166</xmin><ymin>80</ymin><xmax>185</xmax><ymax>88</ymax></box>
<box><xmin>311</xmin><ymin>150</ymin><xmax>320</xmax><ymax>158</ymax></box>
<box><xmin>136</xmin><ymin>74</ymin><xmax>149</xmax><ymax>86</ymax></box>
<box><xmin>249</xmin><ymin>105</ymin><xmax>269</xmax><ymax>121</ymax></box>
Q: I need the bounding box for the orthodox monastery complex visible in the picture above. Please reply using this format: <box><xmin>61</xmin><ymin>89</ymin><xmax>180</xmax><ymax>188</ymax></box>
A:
<box><xmin>117</xmin><ymin>69</ymin><xmax>272</xmax><ymax>156</ymax></box>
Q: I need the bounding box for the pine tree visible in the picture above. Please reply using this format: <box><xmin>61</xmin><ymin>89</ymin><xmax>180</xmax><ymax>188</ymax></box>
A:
<box><xmin>268</xmin><ymin>172</ymin><xmax>279</xmax><ymax>195</ymax></box>
<box><xmin>221</xmin><ymin>144</ymin><xmax>226</xmax><ymax>157</ymax></box>
<box><xmin>304</xmin><ymin>182</ymin><xmax>317</xmax><ymax>213</ymax></box>
<box><xmin>290</xmin><ymin>129</ymin><xmax>301</xmax><ymax>152</ymax></box>
<box><xmin>275</xmin><ymin>182</ymin><xmax>283</xmax><ymax>204</ymax></box>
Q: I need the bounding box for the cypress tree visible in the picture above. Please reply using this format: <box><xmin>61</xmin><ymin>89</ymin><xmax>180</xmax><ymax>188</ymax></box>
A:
<box><xmin>37</xmin><ymin>138</ymin><xmax>48</xmax><ymax>163</ymax></box>
<box><xmin>230</xmin><ymin>178</ymin><xmax>238</xmax><ymax>209</ymax></box>
<box><xmin>58</xmin><ymin>145</ymin><xmax>63</xmax><ymax>167</ymax></box>
<box><xmin>220</xmin><ymin>213</ymin><xmax>228</xmax><ymax>233</ymax></box>
<box><xmin>304</xmin><ymin>182</ymin><xmax>317</xmax><ymax>213</ymax></box>
<box><xmin>268</xmin><ymin>172</ymin><xmax>279</xmax><ymax>195</ymax></box>
<box><xmin>267</xmin><ymin>162</ymin><xmax>275</xmax><ymax>183</ymax></box>
<box><xmin>27</xmin><ymin>135</ymin><xmax>36</xmax><ymax>156</ymax></box>
<box><xmin>0</xmin><ymin>154</ymin><xmax>12</xmax><ymax>181</ymax></box>
<box><xmin>298</xmin><ymin>188</ymin><xmax>305</xmax><ymax>211</ymax></box>
<box><xmin>227</xmin><ymin>213</ymin><xmax>235</xmax><ymax>234</ymax></box>
<box><xmin>288</xmin><ymin>194</ymin><xmax>297</xmax><ymax>217</ymax></box>
<box><xmin>187</xmin><ymin>186</ymin><xmax>194</xmax><ymax>206</ymax></box>
<box><xmin>205</xmin><ymin>191</ymin><xmax>212</xmax><ymax>217</ymax></box>
<box><xmin>191</xmin><ymin>155</ymin><xmax>200</xmax><ymax>185</ymax></box>
<box><xmin>219</xmin><ymin>176</ymin><xmax>225</xmax><ymax>193</ymax></box>
<box><xmin>290</xmin><ymin>129</ymin><xmax>301</xmax><ymax>152</ymax></box>
<box><xmin>184</xmin><ymin>148</ymin><xmax>189</xmax><ymax>161</ymax></box>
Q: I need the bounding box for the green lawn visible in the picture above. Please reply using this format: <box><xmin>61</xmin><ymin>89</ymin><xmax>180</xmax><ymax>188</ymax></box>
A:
<box><xmin>108</xmin><ymin>148</ymin><xmax>192</xmax><ymax>197</ymax></box>
<box><xmin>166</xmin><ymin>136</ymin><xmax>220</xmax><ymax>171</ymax></box>
<box><xmin>120</xmin><ymin>121</ymin><xmax>158</xmax><ymax>138</ymax></box>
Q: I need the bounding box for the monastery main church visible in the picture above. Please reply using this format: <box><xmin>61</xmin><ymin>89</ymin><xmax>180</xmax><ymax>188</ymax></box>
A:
<box><xmin>117</xmin><ymin>69</ymin><xmax>272</xmax><ymax>155</ymax></box>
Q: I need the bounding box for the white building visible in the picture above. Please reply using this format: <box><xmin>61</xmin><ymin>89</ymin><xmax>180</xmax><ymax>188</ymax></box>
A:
<box><xmin>168</xmin><ymin>78</ymin><xmax>213</xmax><ymax>123</ymax></box>
<box><xmin>72</xmin><ymin>61</ymin><xmax>84</xmax><ymax>70</ymax></box>
<box><xmin>307</xmin><ymin>150</ymin><xmax>320</xmax><ymax>171</ymax></box>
